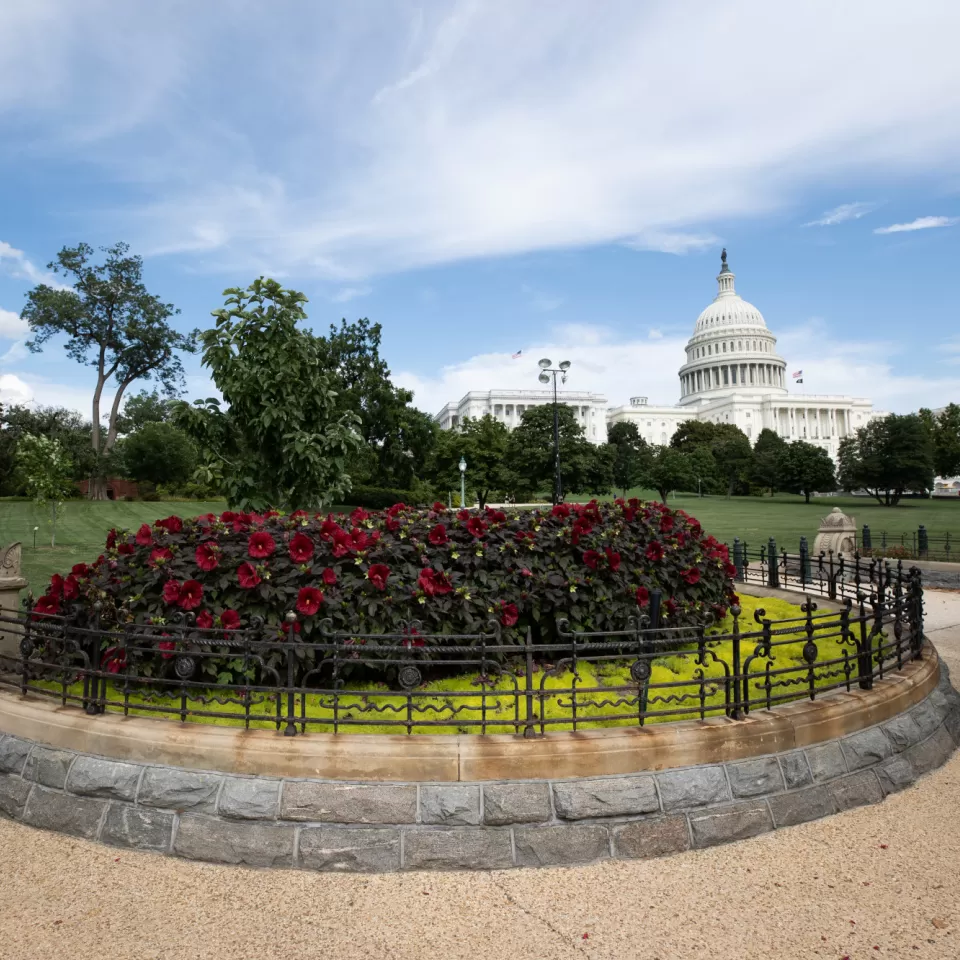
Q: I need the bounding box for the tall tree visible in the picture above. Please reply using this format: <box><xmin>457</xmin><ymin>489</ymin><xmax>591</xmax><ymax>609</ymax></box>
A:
<box><xmin>925</xmin><ymin>404</ymin><xmax>960</xmax><ymax>477</ymax></box>
<box><xmin>20</xmin><ymin>243</ymin><xmax>195</xmax><ymax>499</ymax></box>
<box><xmin>117</xmin><ymin>422</ymin><xmax>197</xmax><ymax>488</ymax></box>
<box><xmin>115</xmin><ymin>389</ymin><xmax>173</xmax><ymax>435</ymax></box>
<box><xmin>16</xmin><ymin>434</ymin><xmax>73</xmax><ymax>547</ymax></box>
<box><xmin>607</xmin><ymin>421</ymin><xmax>651</xmax><ymax>498</ymax></box>
<box><xmin>777</xmin><ymin>441</ymin><xmax>836</xmax><ymax>503</ymax></box>
<box><xmin>750</xmin><ymin>428</ymin><xmax>788</xmax><ymax>495</ymax></box>
<box><xmin>0</xmin><ymin>404</ymin><xmax>96</xmax><ymax>491</ymax></box>
<box><xmin>644</xmin><ymin>445</ymin><xmax>691</xmax><ymax>503</ymax></box>
<box><xmin>429</xmin><ymin>414</ymin><xmax>512</xmax><ymax>508</ymax></box>
<box><xmin>173</xmin><ymin>279</ymin><xmax>362</xmax><ymax>511</ymax></box>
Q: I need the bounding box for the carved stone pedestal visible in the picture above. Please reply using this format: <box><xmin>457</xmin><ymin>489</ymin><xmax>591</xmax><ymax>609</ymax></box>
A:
<box><xmin>0</xmin><ymin>543</ymin><xmax>27</xmax><ymax>661</ymax></box>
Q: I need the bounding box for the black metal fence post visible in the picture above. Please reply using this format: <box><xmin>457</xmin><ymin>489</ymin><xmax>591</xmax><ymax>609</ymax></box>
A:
<box><xmin>729</xmin><ymin>602</ymin><xmax>743</xmax><ymax>720</ymax></box>
<box><xmin>918</xmin><ymin>525</ymin><xmax>929</xmax><ymax>559</ymax></box>
<box><xmin>857</xmin><ymin>595</ymin><xmax>873</xmax><ymax>690</ymax></box>
<box><xmin>523</xmin><ymin>627</ymin><xmax>536</xmax><ymax>738</ymax></box>
<box><xmin>767</xmin><ymin>537</ymin><xmax>779</xmax><ymax>588</ymax></box>
<box><xmin>862</xmin><ymin>524</ymin><xmax>872</xmax><ymax>552</ymax></box>
<box><xmin>732</xmin><ymin>537</ymin><xmax>745</xmax><ymax>581</ymax></box>
<box><xmin>799</xmin><ymin>536</ymin><xmax>811</xmax><ymax>587</ymax></box>
<box><xmin>908</xmin><ymin>567</ymin><xmax>924</xmax><ymax>657</ymax></box>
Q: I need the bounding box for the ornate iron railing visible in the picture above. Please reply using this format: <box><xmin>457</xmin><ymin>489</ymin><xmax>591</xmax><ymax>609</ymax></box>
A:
<box><xmin>0</xmin><ymin>567</ymin><xmax>924</xmax><ymax>736</ymax></box>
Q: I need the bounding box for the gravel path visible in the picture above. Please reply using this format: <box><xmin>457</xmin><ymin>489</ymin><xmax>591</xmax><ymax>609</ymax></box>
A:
<box><xmin>2</xmin><ymin>592</ymin><xmax>960</xmax><ymax>960</ymax></box>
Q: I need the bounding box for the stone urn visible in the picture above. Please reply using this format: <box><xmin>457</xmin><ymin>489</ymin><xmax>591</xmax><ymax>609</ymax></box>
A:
<box><xmin>812</xmin><ymin>507</ymin><xmax>857</xmax><ymax>558</ymax></box>
<box><xmin>0</xmin><ymin>542</ymin><xmax>27</xmax><ymax>661</ymax></box>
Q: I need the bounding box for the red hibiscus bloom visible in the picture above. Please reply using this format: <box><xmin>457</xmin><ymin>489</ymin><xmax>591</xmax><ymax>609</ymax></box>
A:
<box><xmin>386</xmin><ymin>502</ymin><xmax>407</xmax><ymax>518</ymax></box>
<box><xmin>349</xmin><ymin>528</ymin><xmax>371</xmax><ymax>551</ymax></box>
<box><xmin>117</xmin><ymin>543</ymin><xmax>135</xmax><ymax>556</ymax></box>
<box><xmin>135</xmin><ymin>523</ymin><xmax>153</xmax><ymax>546</ymax></box>
<box><xmin>724</xmin><ymin>562</ymin><xmax>738</xmax><ymax>579</ymax></box>
<box><xmin>551</xmin><ymin>503</ymin><xmax>571</xmax><ymax>519</ymax></box>
<box><xmin>428</xmin><ymin>524</ymin><xmax>448</xmax><ymax>546</ymax></box>
<box><xmin>486</xmin><ymin>509</ymin><xmax>507</xmax><ymax>523</ymax></box>
<box><xmin>385</xmin><ymin>517</ymin><xmax>401</xmax><ymax>533</ymax></box>
<box><xmin>418</xmin><ymin>568</ymin><xmax>453</xmax><ymax>596</ymax></box>
<box><xmin>319</xmin><ymin>516</ymin><xmax>342</xmax><ymax>540</ymax></box>
<box><xmin>220</xmin><ymin>510</ymin><xmax>237</xmax><ymax>523</ymax></box>
<box><xmin>288</xmin><ymin>532</ymin><xmax>315</xmax><ymax>563</ymax></box>
<box><xmin>332</xmin><ymin>530</ymin><xmax>352</xmax><ymax>557</ymax></box>
<box><xmin>32</xmin><ymin>595</ymin><xmax>60</xmax><ymax>619</ymax></box>
<box><xmin>247</xmin><ymin>531</ymin><xmax>276</xmax><ymax>559</ymax></box>
<box><xmin>605</xmin><ymin>549</ymin><xmax>621</xmax><ymax>572</ymax></box>
<box><xmin>48</xmin><ymin>574</ymin><xmax>64</xmax><ymax>599</ymax></box>
<box><xmin>102</xmin><ymin>646</ymin><xmax>127</xmax><ymax>674</ymax></box>
<box><xmin>220</xmin><ymin>609</ymin><xmax>241</xmax><ymax>631</ymax></box>
<box><xmin>155</xmin><ymin>515</ymin><xmax>183</xmax><ymax>533</ymax></box>
<box><xmin>466</xmin><ymin>516</ymin><xmax>487</xmax><ymax>538</ymax></box>
<box><xmin>281</xmin><ymin>619</ymin><xmax>301</xmax><ymax>635</ymax></box>
<box><xmin>289</xmin><ymin>509</ymin><xmax>309</xmax><ymax>521</ymax></box>
<box><xmin>431</xmin><ymin>501</ymin><xmax>446</xmax><ymax>513</ymax></box>
<box><xmin>148</xmin><ymin>548</ymin><xmax>173</xmax><ymax>568</ymax></box>
<box><xmin>457</xmin><ymin>509</ymin><xmax>470</xmax><ymax>521</ymax></box>
<box><xmin>196</xmin><ymin>610</ymin><xmax>214</xmax><ymax>629</ymax></box>
<box><xmin>322</xmin><ymin>567</ymin><xmax>337</xmax><ymax>586</ymax></box>
<box><xmin>520</xmin><ymin>568</ymin><xmax>532</xmax><ymax>577</ymax></box>
<box><xmin>105</xmin><ymin>529</ymin><xmax>117</xmax><ymax>550</ymax></box>
<box><xmin>178</xmin><ymin>580</ymin><xmax>204</xmax><ymax>610</ymax></box>
<box><xmin>296</xmin><ymin>586</ymin><xmax>324</xmax><ymax>616</ymax></box>
<box><xmin>689</xmin><ymin>521</ymin><xmax>702</xmax><ymax>537</ymax></box>
<box><xmin>162</xmin><ymin>579</ymin><xmax>182</xmax><ymax>605</ymax></box>
<box><xmin>194</xmin><ymin>542</ymin><xmax>220</xmax><ymax>571</ymax></box>
<box><xmin>665</xmin><ymin>598</ymin><xmax>678</xmax><ymax>617</ymax></box>
<box><xmin>681</xmin><ymin>567</ymin><xmax>701</xmax><ymax>586</ymax></box>
<box><xmin>71</xmin><ymin>563</ymin><xmax>89</xmax><ymax>577</ymax></box>
<box><xmin>675</xmin><ymin>531</ymin><xmax>686</xmax><ymax>548</ymax></box>
<box><xmin>350</xmin><ymin>507</ymin><xmax>370</xmax><ymax>525</ymax></box>
<box><xmin>635</xmin><ymin>586</ymin><xmax>650</xmax><ymax>607</ymax></box>
<box><xmin>645</xmin><ymin>542</ymin><xmax>664</xmax><ymax>562</ymax></box>
<box><xmin>237</xmin><ymin>562</ymin><xmax>261</xmax><ymax>589</ymax></box>
<box><xmin>62</xmin><ymin>575</ymin><xmax>80</xmax><ymax>601</ymax></box>
<box><xmin>499</xmin><ymin>602</ymin><xmax>519</xmax><ymax>627</ymax></box>
<box><xmin>158</xmin><ymin>639</ymin><xmax>176</xmax><ymax>660</ymax></box>
<box><xmin>582</xmin><ymin>550</ymin><xmax>600</xmax><ymax>570</ymax></box>
<box><xmin>367</xmin><ymin>564</ymin><xmax>390</xmax><ymax>590</ymax></box>
<box><xmin>659</xmin><ymin>515</ymin><xmax>674</xmax><ymax>533</ymax></box>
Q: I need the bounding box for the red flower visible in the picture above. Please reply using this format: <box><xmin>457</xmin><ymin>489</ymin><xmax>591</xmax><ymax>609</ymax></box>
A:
<box><xmin>466</xmin><ymin>516</ymin><xmax>487</xmax><ymax>538</ymax></box>
<box><xmin>288</xmin><ymin>532</ymin><xmax>315</xmax><ymax>563</ymax></box>
<box><xmin>367</xmin><ymin>564</ymin><xmax>390</xmax><ymax>590</ymax></box>
<box><xmin>178</xmin><ymin>580</ymin><xmax>204</xmax><ymax>610</ymax></box>
<box><xmin>105</xmin><ymin>529</ymin><xmax>117</xmax><ymax>550</ymax></box>
<box><xmin>220</xmin><ymin>609</ymin><xmax>241</xmax><ymax>631</ymax></box>
<box><xmin>665</xmin><ymin>598</ymin><xmax>678</xmax><ymax>618</ymax></box>
<box><xmin>281</xmin><ymin>619</ymin><xmax>301</xmax><ymax>635</ymax></box>
<box><xmin>237</xmin><ymin>562</ymin><xmax>261</xmax><ymax>589</ymax></box>
<box><xmin>428</xmin><ymin>524</ymin><xmax>448</xmax><ymax>546</ymax></box>
<box><xmin>194</xmin><ymin>542</ymin><xmax>220</xmax><ymax>571</ymax></box>
<box><xmin>552</xmin><ymin>503</ymin><xmax>571</xmax><ymax>518</ymax></box>
<box><xmin>724</xmin><ymin>562</ymin><xmax>738</xmax><ymax>579</ymax></box>
<box><xmin>582</xmin><ymin>550</ymin><xmax>600</xmax><ymax>570</ymax></box>
<box><xmin>135</xmin><ymin>523</ymin><xmax>153</xmax><ymax>546</ymax></box>
<box><xmin>62</xmin><ymin>575</ymin><xmax>80</xmax><ymax>601</ymax></box>
<box><xmin>457</xmin><ymin>509</ymin><xmax>470</xmax><ymax>521</ymax></box>
<box><xmin>350</xmin><ymin>507</ymin><xmax>370</xmax><ymax>526</ymax></box>
<box><xmin>520</xmin><ymin>568</ymin><xmax>532</xmax><ymax>577</ymax></box>
<box><xmin>322</xmin><ymin>567</ymin><xmax>337</xmax><ymax>586</ymax></box>
<box><xmin>48</xmin><ymin>574</ymin><xmax>64</xmax><ymax>599</ymax></box>
<box><xmin>296</xmin><ymin>586</ymin><xmax>324</xmax><ymax>616</ymax></box>
<box><xmin>158</xmin><ymin>639</ymin><xmax>176</xmax><ymax>659</ymax></box>
<box><xmin>148</xmin><ymin>548</ymin><xmax>173</xmax><ymax>568</ymax></box>
<box><xmin>431</xmin><ymin>501</ymin><xmax>446</xmax><ymax>513</ymax></box>
<box><xmin>418</xmin><ymin>568</ymin><xmax>453</xmax><ymax>597</ymax></box>
<box><xmin>645</xmin><ymin>542</ymin><xmax>664</xmax><ymax>562</ymax></box>
<box><xmin>635</xmin><ymin>586</ymin><xmax>650</xmax><ymax>607</ymax></box>
<box><xmin>659</xmin><ymin>515</ymin><xmax>674</xmax><ymax>534</ymax></box>
<box><xmin>605</xmin><ymin>549</ymin><xmax>621</xmax><ymax>572</ymax></box>
<box><xmin>220</xmin><ymin>510</ymin><xmax>237</xmax><ymax>524</ymax></box>
<box><xmin>332</xmin><ymin>530</ymin><xmax>352</xmax><ymax>557</ymax></box>
<box><xmin>681</xmin><ymin>567</ymin><xmax>701</xmax><ymax>586</ymax></box>
<box><xmin>514</xmin><ymin>530</ymin><xmax>534</xmax><ymax>543</ymax></box>
<box><xmin>319</xmin><ymin>516</ymin><xmax>342</xmax><ymax>540</ymax></box>
<box><xmin>155</xmin><ymin>515</ymin><xmax>183</xmax><ymax>533</ymax></box>
<box><xmin>486</xmin><ymin>509</ymin><xmax>507</xmax><ymax>523</ymax></box>
<box><xmin>386</xmin><ymin>503</ymin><xmax>407</xmax><ymax>518</ymax></box>
<box><xmin>499</xmin><ymin>602</ymin><xmax>519</xmax><ymax>627</ymax></box>
<box><xmin>32</xmin><ymin>595</ymin><xmax>60</xmax><ymax>619</ymax></box>
<box><xmin>71</xmin><ymin>563</ymin><xmax>89</xmax><ymax>577</ymax></box>
<box><xmin>247</xmin><ymin>531</ymin><xmax>276</xmax><ymax>559</ymax></box>
<box><xmin>196</xmin><ymin>610</ymin><xmax>214</xmax><ymax>629</ymax></box>
<box><xmin>385</xmin><ymin>517</ymin><xmax>401</xmax><ymax>533</ymax></box>
<box><xmin>349</xmin><ymin>528</ymin><xmax>371</xmax><ymax>551</ymax></box>
<box><xmin>102</xmin><ymin>646</ymin><xmax>127</xmax><ymax>674</ymax></box>
<box><xmin>162</xmin><ymin>579</ymin><xmax>182</xmax><ymax>605</ymax></box>
<box><xmin>117</xmin><ymin>543</ymin><xmax>135</xmax><ymax>556</ymax></box>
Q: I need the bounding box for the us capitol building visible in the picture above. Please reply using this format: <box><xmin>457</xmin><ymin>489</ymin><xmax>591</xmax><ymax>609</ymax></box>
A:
<box><xmin>434</xmin><ymin>251</ymin><xmax>879</xmax><ymax>460</ymax></box>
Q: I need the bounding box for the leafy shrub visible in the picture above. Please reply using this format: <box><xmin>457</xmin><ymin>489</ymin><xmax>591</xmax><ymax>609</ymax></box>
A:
<box><xmin>35</xmin><ymin>499</ymin><xmax>736</xmax><ymax>679</ymax></box>
<box><xmin>860</xmin><ymin>545</ymin><xmax>914</xmax><ymax>560</ymax></box>
<box><xmin>347</xmin><ymin>485</ymin><xmax>416</xmax><ymax>509</ymax></box>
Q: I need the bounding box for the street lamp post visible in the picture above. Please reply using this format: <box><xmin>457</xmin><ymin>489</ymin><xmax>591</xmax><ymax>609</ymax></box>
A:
<box><xmin>458</xmin><ymin>456</ymin><xmax>467</xmax><ymax>509</ymax></box>
<box><xmin>537</xmin><ymin>359</ymin><xmax>571</xmax><ymax>505</ymax></box>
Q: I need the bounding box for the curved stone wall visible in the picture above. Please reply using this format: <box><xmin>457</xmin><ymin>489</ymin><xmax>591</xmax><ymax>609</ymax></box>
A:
<box><xmin>2</xmin><ymin>664</ymin><xmax>958</xmax><ymax>871</ymax></box>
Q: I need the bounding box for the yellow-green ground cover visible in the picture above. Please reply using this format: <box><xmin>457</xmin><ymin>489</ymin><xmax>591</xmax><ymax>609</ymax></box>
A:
<box><xmin>32</xmin><ymin>596</ymin><xmax>864</xmax><ymax>733</ymax></box>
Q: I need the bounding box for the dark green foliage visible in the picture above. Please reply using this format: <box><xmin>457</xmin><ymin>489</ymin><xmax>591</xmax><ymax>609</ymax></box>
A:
<box><xmin>671</xmin><ymin>420</ymin><xmax>752</xmax><ymax>497</ymax></box>
<box><xmin>117</xmin><ymin>422</ymin><xmax>197</xmax><ymax>488</ymax></box>
<box><xmin>644</xmin><ymin>446</ymin><xmax>691</xmax><ymax>502</ymax></box>
<box><xmin>429</xmin><ymin>414</ymin><xmax>513</xmax><ymax>509</ymax></box>
<box><xmin>115</xmin><ymin>390</ymin><xmax>173</xmax><ymax>435</ymax></box>
<box><xmin>346</xmin><ymin>485</ymin><xmax>416</xmax><ymax>509</ymax></box>
<box><xmin>776</xmin><ymin>441</ymin><xmax>836</xmax><ymax>504</ymax></box>
<box><xmin>750</xmin><ymin>428</ymin><xmax>787</xmax><ymax>495</ymax></box>
<box><xmin>608</xmin><ymin>421</ymin><xmax>651</xmax><ymax>498</ymax></box>
<box><xmin>921</xmin><ymin>404</ymin><xmax>960</xmax><ymax>477</ymax></box>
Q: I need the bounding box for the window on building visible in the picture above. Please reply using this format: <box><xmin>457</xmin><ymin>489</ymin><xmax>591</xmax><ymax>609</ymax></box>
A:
<box><xmin>722</xmin><ymin>342</ymin><xmax>727</xmax><ymax>352</ymax></box>
<box><xmin>745</xmin><ymin>412</ymin><xmax>751</xmax><ymax>418</ymax></box>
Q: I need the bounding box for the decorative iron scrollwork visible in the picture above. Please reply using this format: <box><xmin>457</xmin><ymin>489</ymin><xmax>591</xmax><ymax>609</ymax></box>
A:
<box><xmin>174</xmin><ymin>656</ymin><xmax>196</xmax><ymax>680</ymax></box>
<box><xmin>398</xmin><ymin>665</ymin><xmax>422</xmax><ymax>690</ymax></box>
<box><xmin>630</xmin><ymin>659</ymin><xmax>651</xmax><ymax>683</ymax></box>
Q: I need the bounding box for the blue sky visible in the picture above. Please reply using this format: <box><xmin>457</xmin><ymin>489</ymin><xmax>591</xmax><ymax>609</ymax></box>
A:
<box><xmin>1</xmin><ymin>0</ymin><xmax>959</xmax><ymax>420</ymax></box>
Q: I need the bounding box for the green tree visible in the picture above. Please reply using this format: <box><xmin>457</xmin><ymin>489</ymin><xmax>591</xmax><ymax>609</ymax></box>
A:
<box><xmin>681</xmin><ymin>445</ymin><xmax>718</xmax><ymax>496</ymax></box>
<box><xmin>644</xmin><ymin>445</ymin><xmax>691</xmax><ymax>502</ymax></box>
<box><xmin>115</xmin><ymin>389</ymin><xmax>173</xmax><ymax>435</ymax></box>
<box><xmin>117</xmin><ymin>421</ymin><xmax>197</xmax><ymax>488</ymax></box>
<box><xmin>173</xmin><ymin>279</ymin><xmax>363</xmax><ymax>511</ymax></box>
<box><xmin>16</xmin><ymin>434</ymin><xmax>73</xmax><ymax>547</ymax></box>
<box><xmin>607</xmin><ymin>421</ymin><xmax>651</xmax><ymax>498</ymax></box>
<box><xmin>711</xmin><ymin>429</ymin><xmax>753</xmax><ymax>497</ymax></box>
<box><xmin>751</xmin><ymin>428</ymin><xmax>787</xmax><ymax>495</ymax></box>
<box><xmin>924</xmin><ymin>404</ymin><xmax>960</xmax><ymax>477</ymax></box>
<box><xmin>777</xmin><ymin>441</ymin><xmax>836</xmax><ymax>503</ymax></box>
<box><xmin>429</xmin><ymin>414</ymin><xmax>512</xmax><ymax>508</ymax></box>
<box><xmin>669</xmin><ymin>419</ymin><xmax>724</xmax><ymax>452</ymax></box>
<box><xmin>21</xmin><ymin>243</ymin><xmax>195</xmax><ymax>499</ymax></box>
<box><xmin>837</xmin><ymin>414</ymin><xmax>934</xmax><ymax>505</ymax></box>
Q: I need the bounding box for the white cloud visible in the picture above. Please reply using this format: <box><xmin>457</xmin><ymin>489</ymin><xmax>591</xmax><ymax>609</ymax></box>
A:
<box><xmin>803</xmin><ymin>201</ymin><xmax>878</xmax><ymax>226</ymax></box>
<box><xmin>0</xmin><ymin>308</ymin><xmax>27</xmax><ymax>339</ymax></box>
<box><xmin>330</xmin><ymin>286</ymin><xmax>372</xmax><ymax>303</ymax></box>
<box><xmin>648</xmin><ymin>329</ymin><xmax>664</xmax><ymax>340</ymax></box>
<box><xmin>0</xmin><ymin>341</ymin><xmax>28</xmax><ymax>366</ymax></box>
<box><xmin>625</xmin><ymin>231</ymin><xmax>721</xmax><ymax>255</ymax></box>
<box><xmin>0</xmin><ymin>241</ymin><xmax>73</xmax><ymax>291</ymax></box>
<box><xmin>873</xmin><ymin>215</ymin><xmax>958</xmax><ymax>234</ymax></box>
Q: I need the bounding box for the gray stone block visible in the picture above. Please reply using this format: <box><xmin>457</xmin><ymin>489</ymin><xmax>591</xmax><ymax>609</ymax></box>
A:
<box><xmin>22</xmin><ymin>746</ymin><xmax>74</xmax><ymax>789</ymax></box>
<box><xmin>909</xmin><ymin>699</ymin><xmax>942</xmax><ymax>740</ymax></box>
<box><xmin>100</xmin><ymin>805</ymin><xmax>174</xmax><ymax>852</ymax></box>
<box><xmin>656</xmin><ymin>766</ymin><xmax>729</xmax><ymax>812</ymax></box>
<box><xmin>806</xmin><ymin>742</ymin><xmax>847</xmax><ymax>782</ymax></box>
<box><xmin>689</xmin><ymin>801</ymin><xmax>773</xmax><ymax>848</ymax></box>
<box><xmin>174</xmin><ymin>815</ymin><xmax>294</xmax><ymax>867</ymax></box>
<box><xmin>402</xmin><ymin>828</ymin><xmax>514</xmax><ymax>870</ymax></box>
<box><xmin>779</xmin><ymin>751</ymin><xmax>813</xmax><ymax>789</ymax></box>
<box><xmin>0</xmin><ymin>736</ymin><xmax>31</xmax><ymax>776</ymax></box>
<box><xmin>66</xmin><ymin>756</ymin><xmax>141</xmax><ymax>801</ymax></box>
<box><xmin>905</xmin><ymin>725</ymin><xmax>956</xmax><ymax>776</ymax></box>
<box><xmin>299</xmin><ymin>826</ymin><xmax>401</xmax><ymax>872</ymax></box>
<box><xmin>841</xmin><ymin>728</ymin><xmax>893</xmax><ymax>771</ymax></box>
<box><xmin>419</xmin><ymin>785</ymin><xmax>480</xmax><ymax>826</ymax></box>
<box><xmin>944</xmin><ymin>707</ymin><xmax>960</xmax><ymax>746</ymax></box>
<box><xmin>612</xmin><ymin>816</ymin><xmax>690</xmax><ymax>859</ymax></box>
<box><xmin>552</xmin><ymin>775</ymin><xmax>659</xmax><ymax>820</ymax></box>
<box><xmin>875</xmin><ymin>756</ymin><xmax>916</xmax><ymax>795</ymax></box>
<box><xmin>830</xmin><ymin>771</ymin><xmax>883</xmax><ymax>812</ymax></box>
<box><xmin>727</xmin><ymin>758</ymin><xmax>784</xmax><ymax>798</ymax></box>
<box><xmin>514</xmin><ymin>824</ymin><xmax>610</xmax><ymax>867</ymax></box>
<box><xmin>0</xmin><ymin>774</ymin><xmax>31</xmax><ymax>819</ymax></box>
<box><xmin>218</xmin><ymin>777</ymin><xmax>280</xmax><ymax>820</ymax></box>
<box><xmin>881</xmin><ymin>713</ymin><xmax>924</xmax><ymax>751</ymax></box>
<box><xmin>137</xmin><ymin>767</ymin><xmax>222</xmax><ymax>813</ymax></box>
<box><xmin>767</xmin><ymin>785</ymin><xmax>836</xmax><ymax>828</ymax></box>
<box><xmin>280</xmin><ymin>781</ymin><xmax>417</xmax><ymax>824</ymax></box>
<box><xmin>21</xmin><ymin>784</ymin><xmax>106</xmax><ymax>839</ymax></box>
<box><xmin>482</xmin><ymin>782</ymin><xmax>551</xmax><ymax>825</ymax></box>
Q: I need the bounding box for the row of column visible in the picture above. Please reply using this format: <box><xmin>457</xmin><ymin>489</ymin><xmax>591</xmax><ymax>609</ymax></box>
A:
<box><xmin>774</xmin><ymin>406</ymin><xmax>848</xmax><ymax>441</ymax></box>
<box><xmin>681</xmin><ymin>363</ymin><xmax>784</xmax><ymax>397</ymax></box>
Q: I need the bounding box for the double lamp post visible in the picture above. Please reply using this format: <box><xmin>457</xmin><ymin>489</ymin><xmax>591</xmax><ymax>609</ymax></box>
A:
<box><xmin>538</xmin><ymin>358</ymin><xmax>570</xmax><ymax>506</ymax></box>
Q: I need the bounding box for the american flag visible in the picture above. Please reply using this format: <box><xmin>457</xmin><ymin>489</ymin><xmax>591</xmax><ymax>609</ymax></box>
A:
<box><xmin>791</xmin><ymin>370</ymin><xmax>803</xmax><ymax>378</ymax></box>
<box><xmin>512</xmin><ymin>350</ymin><xmax>523</xmax><ymax>359</ymax></box>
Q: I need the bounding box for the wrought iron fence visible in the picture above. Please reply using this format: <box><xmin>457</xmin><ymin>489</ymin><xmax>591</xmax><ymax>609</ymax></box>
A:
<box><xmin>854</xmin><ymin>524</ymin><xmax>957</xmax><ymax>561</ymax></box>
<box><xmin>0</xmin><ymin>563</ymin><xmax>925</xmax><ymax>736</ymax></box>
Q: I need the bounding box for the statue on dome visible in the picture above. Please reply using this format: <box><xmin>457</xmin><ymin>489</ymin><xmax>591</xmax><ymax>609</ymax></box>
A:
<box><xmin>721</xmin><ymin>248</ymin><xmax>727</xmax><ymax>265</ymax></box>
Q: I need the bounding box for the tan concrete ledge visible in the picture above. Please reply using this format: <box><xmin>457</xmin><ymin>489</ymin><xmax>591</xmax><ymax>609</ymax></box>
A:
<box><xmin>0</xmin><ymin>648</ymin><xmax>939</xmax><ymax>782</ymax></box>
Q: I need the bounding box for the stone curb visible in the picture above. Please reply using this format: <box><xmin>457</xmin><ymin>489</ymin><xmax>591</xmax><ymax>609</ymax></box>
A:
<box><xmin>1</xmin><ymin>668</ymin><xmax>958</xmax><ymax>872</ymax></box>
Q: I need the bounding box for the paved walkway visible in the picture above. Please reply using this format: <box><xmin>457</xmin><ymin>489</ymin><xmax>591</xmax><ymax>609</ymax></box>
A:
<box><xmin>2</xmin><ymin>593</ymin><xmax>960</xmax><ymax>960</ymax></box>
